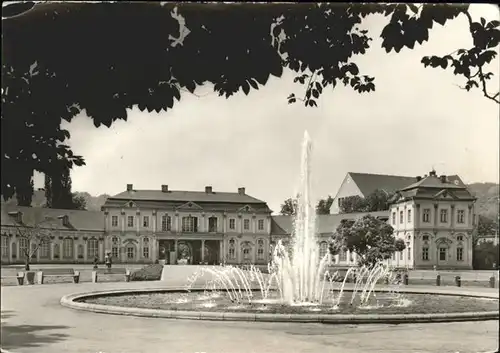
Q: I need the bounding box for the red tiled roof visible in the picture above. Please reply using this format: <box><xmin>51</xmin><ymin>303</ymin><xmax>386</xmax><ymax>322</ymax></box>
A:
<box><xmin>271</xmin><ymin>210</ymin><xmax>389</xmax><ymax>236</ymax></box>
<box><xmin>1</xmin><ymin>204</ymin><xmax>105</xmax><ymax>232</ymax></box>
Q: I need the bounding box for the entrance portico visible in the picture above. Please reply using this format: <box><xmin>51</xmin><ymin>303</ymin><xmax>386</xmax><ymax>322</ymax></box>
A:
<box><xmin>157</xmin><ymin>237</ymin><xmax>222</xmax><ymax>265</ymax></box>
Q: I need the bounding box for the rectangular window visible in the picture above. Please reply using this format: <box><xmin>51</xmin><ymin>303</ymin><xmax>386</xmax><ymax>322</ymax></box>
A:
<box><xmin>456</xmin><ymin>247</ymin><xmax>463</xmax><ymax>261</ymax></box>
<box><xmin>127</xmin><ymin>215</ymin><xmax>134</xmax><ymax>227</ymax></box>
<box><xmin>392</xmin><ymin>212</ymin><xmax>396</xmax><ymax>225</ymax></box>
<box><xmin>439</xmin><ymin>248</ymin><xmax>446</xmax><ymax>261</ymax></box>
<box><xmin>440</xmin><ymin>209</ymin><xmax>448</xmax><ymax>223</ymax></box>
<box><xmin>127</xmin><ymin>247</ymin><xmax>134</xmax><ymax>259</ymax></box>
<box><xmin>422</xmin><ymin>247</ymin><xmax>429</xmax><ymax>261</ymax></box>
<box><xmin>143</xmin><ymin>246</ymin><xmax>149</xmax><ymax>259</ymax></box>
<box><xmin>407</xmin><ymin>209</ymin><xmax>412</xmax><ymax>223</ymax></box>
<box><xmin>257</xmin><ymin>248</ymin><xmax>264</xmax><ymax>260</ymax></box>
<box><xmin>182</xmin><ymin>216</ymin><xmax>198</xmax><ymax>232</ymax></box>
<box><xmin>19</xmin><ymin>238</ymin><xmax>28</xmax><ymax>259</ymax></box>
<box><xmin>111</xmin><ymin>216</ymin><xmax>118</xmax><ymax>227</ymax></box>
<box><xmin>258</xmin><ymin>219</ymin><xmax>264</xmax><ymax>231</ymax></box>
<box><xmin>63</xmin><ymin>238</ymin><xmax>73</xmax><ymax>258</ymax></box>
<box><xmin>423</xmin><ymin>209</ymin><xmax>430</xmax><ymax>223</ymax></box>
<box><xmin>40</xmin><ymin>242</ymin><xmax>50</xmax><ymax>258</ymax></box>
<box><xmin>229</xmin><ymin>219</ymin><xmax>236</xmax><ymax>230</ymax></box>
<box><xmin>243</xmin><ymin>219</ymin><xmax>250</xmax><ymax>230</ymax></box>
<box><xmin>340</xmin><ymin>250</ymin><xmax>347</xmax><ymax>262</ymax></box>
<box><xmin>208</xmin><ymin>217</ymin><xmax>218</xmax><ymax>233</ymax></box>
<box><xmin>112</xmin><ymin>246</ymin><xmax>119</xmax><ymax>258</ymax></box>
<box><xmin>1</xmin><ymin>236</ymin><xmax>8</xmax><ymax>257</ymax></box>
<box><xmin>162</xmin><ymin>215</ymin><xmax>171</xmax><ymax>231</ymax></box>
<box><xmin>143</xmin><ymin>216</ymin><xmax>149</xmax><ymax>228</ymax></box>
<box><xmin>399</xmin><ymin>211</ymin><xmax>403</xmax><ymax>224</ymax></box>
<box><xmin>457</xmin><ymin>210</ymin><xmax>465</xmax><ymax>224</ymax></box>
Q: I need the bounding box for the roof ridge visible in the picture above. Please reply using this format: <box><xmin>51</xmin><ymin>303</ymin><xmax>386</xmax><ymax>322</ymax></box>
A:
<box><xmin>349</xmin><ymin>172</ymin><xmax>415</xmax><ymax>178</ymax></box>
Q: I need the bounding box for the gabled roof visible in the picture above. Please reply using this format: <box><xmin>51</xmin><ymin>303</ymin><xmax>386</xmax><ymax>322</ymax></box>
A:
<box><xmin>347</xmin><ymin>173</ymin><xmax>418</xmax><ymax>197</ymax></box>
<box><xmin>107</xmin><ymin>189</ymin><xmax>266</xmax><ymax>204</ymax></box>
<box><xmin>1</xmin><ymin>205</ymin><xmax>105</xmax><ymax>232</ymax></box>
<box><xmin>270</xmin><ymin>210</ymin><xmax>389</xmax><ymax>236</ymax></box>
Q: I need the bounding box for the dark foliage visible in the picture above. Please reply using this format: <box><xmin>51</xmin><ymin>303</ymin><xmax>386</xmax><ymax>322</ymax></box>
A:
<box><xmin>130</xmin><ymin>264</ymin><xmax>164</xmax><ymax>281</ymax></box>
<box><xmin>329</xmin><ymin>214</ymin><xmax>405</xmax><ymax>267</ymax></box>
<box><xmin>339</xmin><ymin>189</ymin><xmax>393</xmax><ymax>214</ymax></box>
<box><xmin>316</xmin><ymin>195</ymin><xmax>334</xmax><ymax>215</ymax></box>
<box><xmin>280</xmin><ymin>197</ymin><xmax>298</xmax><ymax>216</ymax></box>
<box><xmin>2</xmin><ymin>3</ymin><xmax>497</xmax><ymax>204</ymax></box>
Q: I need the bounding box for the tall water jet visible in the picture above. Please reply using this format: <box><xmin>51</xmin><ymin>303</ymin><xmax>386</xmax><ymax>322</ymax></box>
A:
<box><xmin>273</xmin><ymin>130</ymin><xmax>328</xmax><ymax>304</ymax></box>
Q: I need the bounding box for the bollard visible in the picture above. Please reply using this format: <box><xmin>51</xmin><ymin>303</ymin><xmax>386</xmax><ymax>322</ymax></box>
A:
<box><xmin>489</xmin><ymin>276</ymin><xmax>495</xmax><ymax>288</ymax></box>
<box><xmin>91</xmin><ymin>270</ymin><xmax>98</xmax><ymax>283</ymax></box>
<box><xmin>16</xmin><ymin>272</ymin><xmax>24</xmax><ymax>285</ymax></box>
<box><xmin>403</xmin><ymin>274</ymin><xmax>409</xmax><ymax>286</ymax></box>
<box><xmin>25</xmin><ymin>271</ymin><xmax>35</xmax><ymax>285</ymax></box>
<box><xmin>37</xmin><ymin>271</ymin><xmax>44</xmax><ymax>285</ymax></box>
<box><xmin>73</xmin><ymin>271</ymin><xmax>80</xmax><ymax>284</ymax></box>
<box><xmin>125</xmin><ymin>269</ymin><xmax>131</xmax><ymax>282</ymax></box>
<box><xmin>436</xmin><ymin>274</ymin><xmax>441</xmax><ymax>286</ymax></box>
<box><xmin>455</xmin><ymin>275</ymin><xmax>461</xmax><ymax>287</ymax></box>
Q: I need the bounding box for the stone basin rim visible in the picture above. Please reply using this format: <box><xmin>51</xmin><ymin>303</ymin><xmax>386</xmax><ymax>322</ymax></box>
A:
<box><xmin>60</xmin><ymin>286</ymin><xmax>500</xmax><ymax>324</ymax></box>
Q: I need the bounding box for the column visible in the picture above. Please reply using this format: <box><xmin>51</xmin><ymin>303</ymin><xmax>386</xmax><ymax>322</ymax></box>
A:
<box><xmin>98</xmin><ymin>240</ymin><xmax>104</xmax><ymax>262</ymax></box>
<box><xmin>415</xmin><ymin>204</ymin><xmax>420</xmax><ymax>229</ymax></box>
<box><xmin>175</xmin><ymin>214</ymin><xmax>179</xmax><ymax>233</ymax></box>
<box><xmin>83</xmin><ymin>239</ymin><xmax>88</xmax><ymax>263</ymax></box>
<box><xmin>136</xmin><ymin>212</ymin><xmax>140</xmax><ymax>233</ymax></box>
<box><xmin>50</xmin><ymin>242</ymin><xmax>55</xmax><ymax>261</ymax></box>
<box><xmin>8</xmin><ymin>235</ymin><xmax>12</xmax><ymax>263</ymax></box>
<box><xmin>450</xmin><ymin>205</ymin><xmax>455</xmax><ymax>230</ymax></box>
<box><xmin>219</xmin><ymin>240</ymin><xmax>224</xmax><ymax>263</ymax></box>
<box><xmin>151</xmin><ymin>238</ymin><xmax>157</xmax><ymax>262</ymax></box>
<box><xmin>433</xmin><ymin>204</ymin><xmax>438</xmax><ymax>228</ymax></box>
<box><xmin>152</xmin><ymin>211</ymin><xmax>157</xmax><ymax>233</ymax></box>
<box><xmin>468</xmin><ymin>205</ymin><xmax>473</xmax><ymax>227</ymax></box>
<box><xmin>201</xmin><ymin>239</ymin><xmax>205</xmax><ymax>263</ymax></box>
<box><xmin>252</xmin><ymin>216</ymin><xmax>256</xmax><ymax>234</ymax></box>
<box><xmin>121</xmin><ymin>211</ymin><xmax>125</xmax><ymax>232</ymax></box>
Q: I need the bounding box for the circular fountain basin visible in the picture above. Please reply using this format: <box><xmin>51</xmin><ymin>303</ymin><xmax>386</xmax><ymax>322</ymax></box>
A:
<box><xmin>61</xmin><ymin>287</ymin><xmax>499</xmax><ymax>324</ymax></box>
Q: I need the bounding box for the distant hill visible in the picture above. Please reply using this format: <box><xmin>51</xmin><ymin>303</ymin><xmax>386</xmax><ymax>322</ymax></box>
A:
<box><xmin>467</xmin><ymin>182</ymin><xmax>499</xmax><ymax>221</ymax></box>
<box><xmin>1</xmin><ymin>190</ymin><xmax>109</xmax><ymax>211</ymax></box>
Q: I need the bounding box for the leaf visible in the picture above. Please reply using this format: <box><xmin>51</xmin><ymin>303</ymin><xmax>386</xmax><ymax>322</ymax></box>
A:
<box><xmin>480</xmin><ymin>17</ymin><xmax>486</xmax><ymax>27</ymax></box>
<box><xmin>287</xmin><ymin>93</ymin><xmax>295</xmax><ymax>100</ymax></box>
<box><xmin>242</xmin><ymin>81</ymin><xmax>250</xmax><ymax>95</ymax></box>
<box><xmin>407</xmin><ymin>3</ymin><xmax>419</xmax><ymax>14</ymax></box>
<box><xmin>288</xmin><ymin>97</ymin><xmax>296</xmax><ymax>104</ymax></box>
<box><xmin>487</xmin><ymin>20</ymin><xmax>500</xmax><ymax>30</ymax></box>
<box><xmin>312</xmin><ymin>88</ymin><xmax>319</xmax><ymax>99</ymax></box>
<box><xmin>308</xmin><ymin>99</ymin><xmax>317</xmax><ymax>107</ymax></box>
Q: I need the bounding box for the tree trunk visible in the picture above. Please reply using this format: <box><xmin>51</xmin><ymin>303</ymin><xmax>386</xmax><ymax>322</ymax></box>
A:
<box><xmin>24</xmin><ymin>257</ymin><xmax>30</xmax><ymax>271</ymax></box>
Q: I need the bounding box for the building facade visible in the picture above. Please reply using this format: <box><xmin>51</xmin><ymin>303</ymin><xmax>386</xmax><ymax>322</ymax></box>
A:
<box><xmin>387</xmin><ymin>171</ymin><xmax>476</xmax><ymax>270</ymax></box>
<box><xmin>101</xmin><ymin>185</ymin><xmax>274</xmax><ymax>265</ymax></box>
<box><xmin>1</xmin><ymin>205</ymin><xmax>105</xmax><ymax>265</ymax></box>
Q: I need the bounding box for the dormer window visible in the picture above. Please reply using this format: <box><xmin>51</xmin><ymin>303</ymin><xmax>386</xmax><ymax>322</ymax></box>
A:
<box><xmin>245</xmin><ymin>206</ymin><xmax>250</xmax><ymax>212</ymax></box>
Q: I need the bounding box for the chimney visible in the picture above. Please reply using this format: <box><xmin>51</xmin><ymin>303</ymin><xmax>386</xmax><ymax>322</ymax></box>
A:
<box><xmin>416</xmin><ymin>176</ymin><xmax>422</xmax><ymax>182</ymax></box>
<box><xmin>126</xmin><ymin>184</ymin><xmax>133</xmax><ymax>192</ymax></box>
<box><xmin>429</xmin><ymin>170</ymin><xmax>437</xmax><ymax>177</ymax></box>
<box><xmin>238</xmin><ymin>187</ymin><xmax>246</xmax><ymax>195</ymax></box>
<box><xmin>440</xmin><ymin>175</ymin><xmax>447</xmax><ymax>183</ymax></box>
<box><xmin>205</xmin><ymin>186</ymin><xmax>213</xmax><ymax>193</ymax></box>
<box><xmin>161</xmin><ymin>185</ymin><xmax>169</xmax><ymax>193</ymax></box>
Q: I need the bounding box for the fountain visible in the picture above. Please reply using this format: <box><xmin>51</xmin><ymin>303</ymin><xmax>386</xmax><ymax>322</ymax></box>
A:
<box><xmin>182</xmin><ymin>130</ymin><xmax>400</xmax><ymax>309</ymax></box>
<box><xmin>68</xmin><ymin>130</ymin><xmax>499</xmax><ymax>323</ymax></box>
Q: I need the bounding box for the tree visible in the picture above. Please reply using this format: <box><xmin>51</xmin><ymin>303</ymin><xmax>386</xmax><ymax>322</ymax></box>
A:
<box><xmin>2</xmin><ymin>3</ymin><xmax>498</xmax><ymax>203</ymax></box>
<box><xmin>329</xmin><ymin>214</ymin><xmax>406</xmax><ymax>268</ymax></box>
<box><xmin>339</xmin><ymin>195</ymin><xmax>368</xmax><ymax>214</ymax></box>
<box><xmin>10</xmin><ymin>210</ymin><xmax>58</xmax><ymax>270</ymax></box>
<box><xmin>280</xmin><ymin>197</ymin><xmax>298</xmax><ymax>216</ymax></box>
<box><xmin>364</xmin><ymin>189</ymin><xmax>393</xmax><ymax>212</ymax></box>
<box><xmin>316</xmin><ymin>195</ymin><xmax>334</xmax><ymax>215</ymax></box>
<box><xmin>477</xmin><ymin>215</ymin><xmax>499</xmax><ymax>237</ymax></box>
<box><xmin>44</xmin><ymin>165</ymin><xmax>86</xmax><ymax>210</ymax></box>
<box><xmin>473</xmin><ymin>241</ymin><xmax>499</xmax><ymax>270</ymax></box>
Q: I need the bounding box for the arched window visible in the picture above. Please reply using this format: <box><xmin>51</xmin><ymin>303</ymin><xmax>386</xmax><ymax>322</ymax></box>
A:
<box><xmin>19</xmin><ymin>238</ymin><xmax>28</xmax><ymax>259</ymax></box>
<box><xmin>53</xmin><ymin>243</ymin><xmax>60</xmax><ymax>259</ymax></box>
<box><xmin>77</xmin><ymin>244</ymin><xmax>84</xmax><ymax>259</ymax></box>
<box><xmin>63</xmin><ymin>238</ymin><xmax>74</xmax><ymax>259</ymax></box>
<box><xmin>208</xmin><ymin>217</ymin><xmax>218</xmax><ymax>232</ymax></box>
<box><xmin>182</xmin><ymin>216</ymin><xmax>198</xmax><ymax>232</ymax></box>
<box><xmin>87</xmin><ymin>238</ymin><xmax>99</xmax><ymax>259</ymax></box>
<box><xmin>126</xmin><ymin>244</ymin><xmax>136</xmax><ymax>260</ymax></box>
<box><xmin>228</xmin><ymin>239</ymin><xmax>236</xmax><ymax>260</ymax></box>
<box><xmin>39</xmin><ymin>241</ymin><xmax>50</xmax><ymax>258</ymax></box>
<box><xmin>257</xmin><ymin>239</ymin><xmax>265</xmax><ymax>260</ymax></box>
<box><xmin>1</xmin><ymin>236</ymin><xmax>8</xmax><ymax>258</ymax></box>
<box><xmin>241</xmin><ymin>241</ymin><xmax>252</xmax><ymax>262</ymax></box>
<box><xmin>11</xmin><ymin>242</ymin><xmax>17</xmax><ymax>258</ymax></box>
<box><xmin>111</xmin><ymin>236</ymin><xmax>119</xmax><ymax>258</ymax></box>
<box><xmin>319</xmin><ymin>241</ymin><xmax>328</xmax><ymax>259</ymax></box>
<box><xmin>142</xmin><ymin>237</ymin><xmax>150</xmax><ymax>259</ymax></box>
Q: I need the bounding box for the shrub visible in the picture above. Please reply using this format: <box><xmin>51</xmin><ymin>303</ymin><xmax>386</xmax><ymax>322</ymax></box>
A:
<box><xmin>130</xmin><ymin>264</ymin><xmax>163</xmax><ymax>281</ymax></box>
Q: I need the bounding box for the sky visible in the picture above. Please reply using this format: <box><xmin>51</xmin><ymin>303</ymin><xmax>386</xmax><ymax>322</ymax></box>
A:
<box><xmin>33</xmin><ymin>4</ymin><xmax>500</xmax><ymax>214</ymax></box>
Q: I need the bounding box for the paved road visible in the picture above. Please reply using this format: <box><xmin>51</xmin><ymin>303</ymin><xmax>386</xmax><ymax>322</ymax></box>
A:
<box><xmin>1</xmin><ymin>270</ymin><xmax>499</xmax><ymax>353</ymax></box>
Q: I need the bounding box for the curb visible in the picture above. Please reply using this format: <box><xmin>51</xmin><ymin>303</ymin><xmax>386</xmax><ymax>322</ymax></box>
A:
<box><xmin>60</xmin><ymin>286</ymin><xmax>500</xmax><ymax>324</ymax></box>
